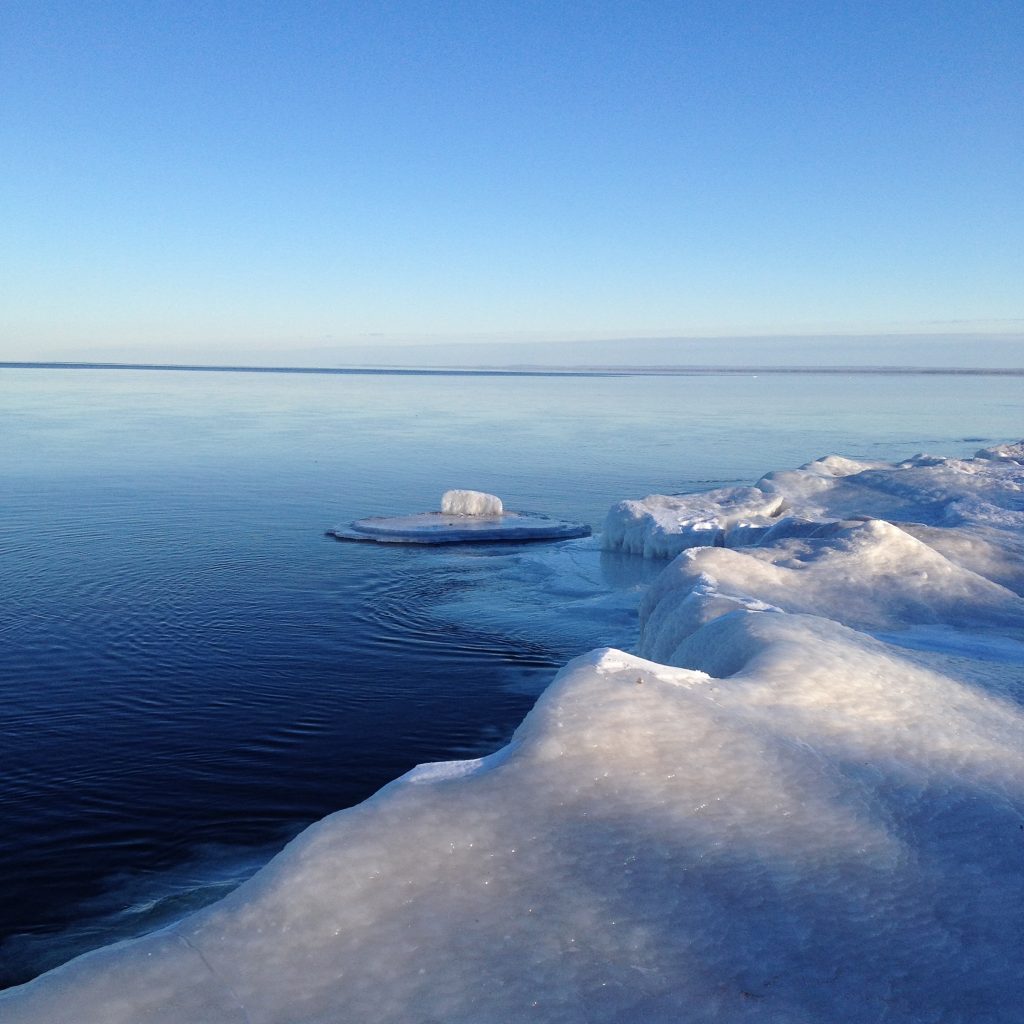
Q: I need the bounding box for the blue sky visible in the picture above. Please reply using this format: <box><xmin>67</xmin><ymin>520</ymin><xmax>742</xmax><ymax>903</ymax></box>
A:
<box><xmin>1</xmin><ymin>1</ymin><xmax>1021</xmax><ymax>362</ymax></box>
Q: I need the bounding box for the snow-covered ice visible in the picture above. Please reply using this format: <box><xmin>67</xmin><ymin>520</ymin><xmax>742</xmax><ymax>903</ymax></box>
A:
<box><xmin>604</xmin><ymin>441</ymin><xmax>1024</xmax><ymax>574</ymax></box>
<box><xmin>4</xmin><ymin>443</ymin><xmax>1024</xmax><ymax>1023</ymax></box>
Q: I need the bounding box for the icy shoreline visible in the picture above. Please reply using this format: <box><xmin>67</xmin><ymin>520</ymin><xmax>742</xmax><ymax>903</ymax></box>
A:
<box><xmin>3</xmin><ymin>443</ymin><xmax>1023</xmax><ymax>1023</ymax></box>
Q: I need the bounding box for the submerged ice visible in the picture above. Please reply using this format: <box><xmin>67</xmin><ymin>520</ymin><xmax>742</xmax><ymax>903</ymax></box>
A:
<box><xmin>4</xmin><ymin>443</ymin><xmax>1024</xmax><ymax>1023</ymax></box>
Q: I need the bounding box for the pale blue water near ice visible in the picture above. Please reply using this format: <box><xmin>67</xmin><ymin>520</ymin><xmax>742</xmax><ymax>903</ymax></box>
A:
<box><xmin>0</xmin><ymin>366</ymin><xmax>1020</xmax><ymax>988</ymax></box>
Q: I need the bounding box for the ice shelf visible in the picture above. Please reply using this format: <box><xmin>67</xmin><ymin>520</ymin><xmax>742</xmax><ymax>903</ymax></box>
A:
<box><xmin>4</xmin><ymin>442</ymin><xmax>1024</xmax><ymax>1023</ymax></box>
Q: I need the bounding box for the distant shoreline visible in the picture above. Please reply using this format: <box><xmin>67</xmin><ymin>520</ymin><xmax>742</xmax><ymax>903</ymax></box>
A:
<box><xmin>3</xmin><ymin>361</ymin><xmax>1023</xmax><ymax>377</ymax></box>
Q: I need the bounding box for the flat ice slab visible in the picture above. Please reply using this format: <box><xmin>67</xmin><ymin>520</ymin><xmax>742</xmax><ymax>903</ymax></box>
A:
<box><xmin>329</xmin><ymin>511</ymin><xmax>590</xmax><ymax>544</ymax></box>
<box><xmin>328</xmin><ymin>509</ymin><xmax>591</xmax><ymax>544</ymax></box>
<box><xmin>329</xmin><ymin>489</ymin><xmax>589</xmax><ymax>544</ymax></box>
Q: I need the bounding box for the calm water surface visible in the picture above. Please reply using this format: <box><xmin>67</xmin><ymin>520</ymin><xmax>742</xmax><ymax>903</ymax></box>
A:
<box><xmin>0</xmin><ymin>367</ymin><xmax>1020</xmax><ymax>987</ymax></box>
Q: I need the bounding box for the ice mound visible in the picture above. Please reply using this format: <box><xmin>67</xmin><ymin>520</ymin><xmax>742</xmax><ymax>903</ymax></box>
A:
<box><xmin>440</xmin><ymin>489</ymin><xmax>503</xmax><ymax>516</ymax></box>
<box><xmin>327</xmin><ymin>491</ymin><xmax>590</xmax><ymax>545</ymax></box>
<box><xmin>5</xmin><ymin>442</ymin><xmax>1024</xmax><ymax>1023</ymax></box>
<box><xmin>976</xmin><ymin>440</ymin><xmax>1024</xmax><ymax>464</ymax></box>
<box><xmin>638</xmin><ymin>517</ymin><xmax>1024</xmax><ymax>666</ymax></box>
<box><xmin>601</xmin><ymin>485</ymin><xmax>788</xmax><ymax>559</ymax></box>
<box><xmin>604</xmin><ymin>444</ymin><xmax>1024</xmax><ymax>579</ymax></box>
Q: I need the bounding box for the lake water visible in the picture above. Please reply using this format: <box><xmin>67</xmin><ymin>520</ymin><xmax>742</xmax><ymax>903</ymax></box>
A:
<box><xmin>0</xmin><ymin>366</ymin><xmax>1020</xmax><ymax>988</ymax></box>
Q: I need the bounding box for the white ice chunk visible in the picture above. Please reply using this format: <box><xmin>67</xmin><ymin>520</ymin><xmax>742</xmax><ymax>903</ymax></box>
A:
<box><xmin>440</xmin><ymin>489</ymin><xmax>503</xmax><ymax>516</ymax></box>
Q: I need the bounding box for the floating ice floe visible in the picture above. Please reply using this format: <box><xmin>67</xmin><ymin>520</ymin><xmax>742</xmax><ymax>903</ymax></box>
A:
<box><xmin>4</xmin><ymin>443</ymin><xmax>1024</xmax><ymax>1023</ymax></box>
<box><xmin>327</xmin><ymin>489</ymin><xmax>591</xmax><ymax>544</ymax></box>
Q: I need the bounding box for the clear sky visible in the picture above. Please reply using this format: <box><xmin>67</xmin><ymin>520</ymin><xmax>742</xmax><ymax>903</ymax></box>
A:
<box><xmin>1</xmin><ymin>0</ymin><xmax>1021</xmax><ymax>363</ymax></box>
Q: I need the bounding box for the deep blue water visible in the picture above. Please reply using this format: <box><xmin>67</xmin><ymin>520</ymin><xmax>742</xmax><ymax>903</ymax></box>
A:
<box><xmin>0</xmin><ymin>366</ymin><xmax>1020</xmax><ymax>988</ymax></box>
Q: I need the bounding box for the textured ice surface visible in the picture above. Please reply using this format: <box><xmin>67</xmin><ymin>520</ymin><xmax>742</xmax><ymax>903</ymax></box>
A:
<box><xmin>440</xmin><ymin>489</ymin><xmax>503</xmax><ymax>515</ymax></box>
<box><xmin>604</xmin><ymin>441</ymin><xmax>1024</xmax><ymax>569</ymax></box>
<box><xmin>5</xmin><ymin>443</ymin><xmax>1024</xmax><ymax>1023</ymax></box>
<box><xmin>638</xmin><ymin>518</ymin><xmax>1024</xmax><ymax>666</ymax></box>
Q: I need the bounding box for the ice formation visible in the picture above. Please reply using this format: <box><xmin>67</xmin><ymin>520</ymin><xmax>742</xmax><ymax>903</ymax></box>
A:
<box><xmin>327</xmin><ymin>491</ymin><xmax>590</xmax><ymax>544</ymax></box>
<box><xmin>604</xmin><ymin>441</ymin><xmax>1024</xmax><ymax>575</ymax></box>
<box><xmin>440</xmin><ymin>489</ymin><xmax>503</xmax><ymax>516</ymax></box>
<box><xmin>4</xmin><ymin>442</ymin><xmax>1024</xmax><ymax>1023</ymax></box>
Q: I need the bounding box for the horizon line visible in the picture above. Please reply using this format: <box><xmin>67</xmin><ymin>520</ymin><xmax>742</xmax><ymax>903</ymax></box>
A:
<box><xmin>3</xmin><ymin>360</ymin><xmax>1024</xmax><ymax>378</ymax></box>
